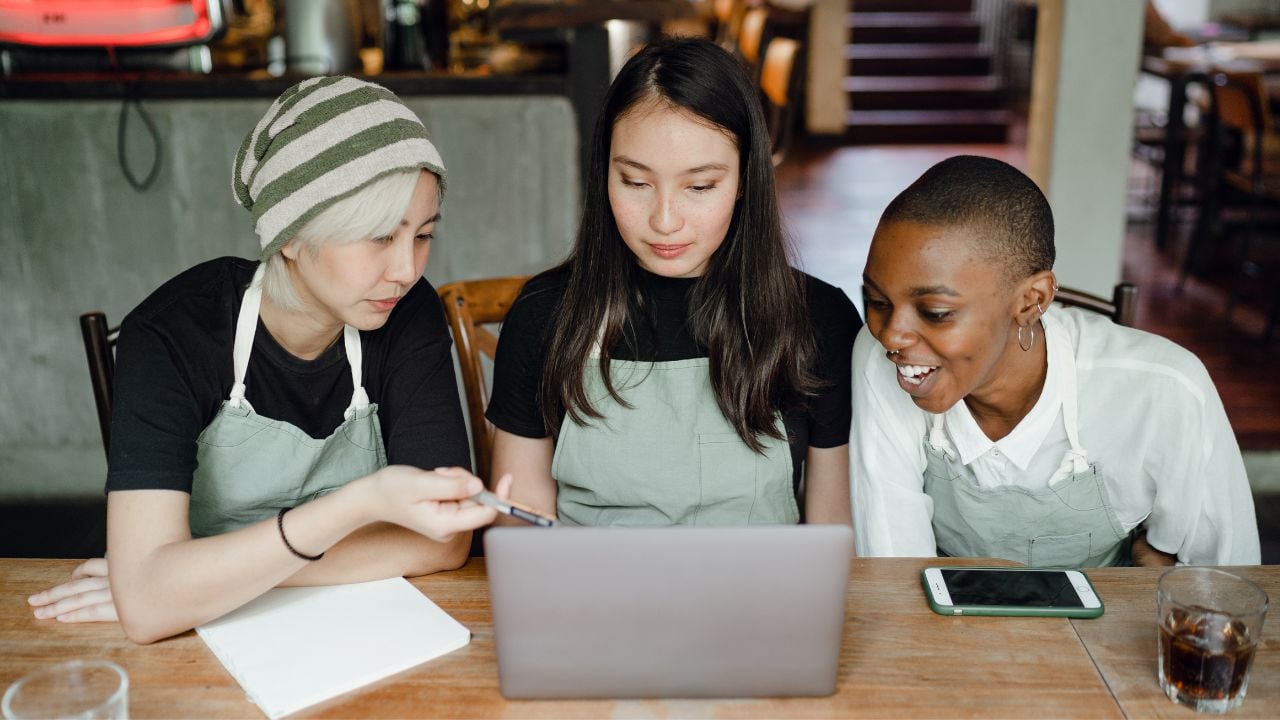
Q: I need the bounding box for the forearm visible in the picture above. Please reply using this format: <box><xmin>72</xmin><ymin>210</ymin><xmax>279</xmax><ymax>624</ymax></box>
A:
<box><xmin>281</xmin><ymin>522</ymin><xmax>470</xmax><ymax>586</ymax></box>
<box><xmin>491</xmin><ymin>429</ymin><xmax>557</xmax><ymax>526</ymax></box>
<box><xmin>109</xmin><ymin>479</ymin><xmax>378</xmax><ymax>643</ymax></box>
<box><xmin>804</xmin><ymin>445</ymin><xmax>852</xmax><ymax>525</ymax></box>
<box><xmin>1132</xmin><ymin>530</ymin><xmax>1177</xmax><ymax>567</ymax></box>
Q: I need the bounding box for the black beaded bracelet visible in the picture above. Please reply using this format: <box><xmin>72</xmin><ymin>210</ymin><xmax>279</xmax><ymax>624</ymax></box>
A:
<box><xmin>277</xmin><ymin>507</ymin><xmax>324</xmax><ymax>561</ymax></box>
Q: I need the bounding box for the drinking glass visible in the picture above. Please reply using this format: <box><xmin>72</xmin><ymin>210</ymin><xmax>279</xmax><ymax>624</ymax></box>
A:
<box><xmin>2</xmin><ymin>659</ymin><xmax>128</xmax><ymax>720</ymax></box>
<box><xmin>1157</xmin><ymin>567</ymin><xmax>1269</xmax><ymax>713</ymax></box>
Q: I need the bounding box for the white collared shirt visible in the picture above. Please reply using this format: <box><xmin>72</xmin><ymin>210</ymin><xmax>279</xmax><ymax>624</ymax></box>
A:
<box><xmin>850</xmin><ymin>306</ymin><xmax>1260</xmax><ymax>565</ymax></box>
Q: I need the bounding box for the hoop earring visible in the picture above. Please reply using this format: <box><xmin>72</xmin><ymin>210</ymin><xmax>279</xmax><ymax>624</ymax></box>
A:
<box><xmin>1017</xmin><ymin>323</ymin><xmax>1035</xmax><ymax>352</ymax></box>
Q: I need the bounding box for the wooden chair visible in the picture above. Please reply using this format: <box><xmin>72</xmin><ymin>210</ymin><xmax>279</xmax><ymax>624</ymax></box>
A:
<box><xmin>1053</xmin><ymin>283</ymin><xmax>1138</xmax><ymax>328</ymax></box>
<box><xmin>760</xmin><ymin>36</ymin><xmax>802</xmax><ymax>167</ymax></box>
<box><xmin>737</xmin><ymin>6</ymin><xmax>768</xmax><ymax>75</ymax></box>
<box><xmin>79</xmin><ymin>311</ymin><xmax>119</xmax><ymax>457</ymax></box>
<box><xmin>437</xmin><ymin>276</ymin><xmax>529</xmax><ymax>484</ymax></box>
<box><xmin>1200</xmin><ymin>72</ymin><xmax>1280</xmax><ymax>343</ymax></box>
<box><xmin>713</xmin><ymin>0</ymin><xmax>749</xmax><ymax>49</ymax></box>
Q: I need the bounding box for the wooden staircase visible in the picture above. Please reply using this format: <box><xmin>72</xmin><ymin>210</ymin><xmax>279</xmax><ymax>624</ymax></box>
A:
<box><xmin>845</xmin><ymin>0</ymin><xmax>1010</xmax><ymax>144</ymax></box>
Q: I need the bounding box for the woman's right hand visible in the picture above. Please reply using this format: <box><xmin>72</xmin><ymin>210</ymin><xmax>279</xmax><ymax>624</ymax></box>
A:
<box><xmin>28</xmin><ymin>558</ymin><xmax>118</xmax><ymax>623</ymax></box>
<box><xmin>364</xmin><ymin>465</ymin><xmax>510</xmax><ymax>542</ymax></box>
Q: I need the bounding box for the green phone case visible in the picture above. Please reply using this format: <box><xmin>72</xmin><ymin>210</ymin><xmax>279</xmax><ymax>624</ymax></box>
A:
<box><xmin>921</xmin><ymin>566</ymin><xmax>1105</xmax><ymax>618</ymax></box>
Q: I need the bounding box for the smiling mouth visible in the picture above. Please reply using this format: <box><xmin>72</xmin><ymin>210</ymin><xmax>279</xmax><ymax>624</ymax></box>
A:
<box><xmin>896</xmin><ymin>363</ymin><xmax>938</xmax><ymax>385</ymax></box>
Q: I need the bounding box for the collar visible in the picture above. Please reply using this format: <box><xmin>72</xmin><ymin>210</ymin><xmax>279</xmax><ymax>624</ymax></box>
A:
<box><xmin>943</xmin><ymin>317</ymin><xmax>1064</xmax><ymax>470</ymax></box>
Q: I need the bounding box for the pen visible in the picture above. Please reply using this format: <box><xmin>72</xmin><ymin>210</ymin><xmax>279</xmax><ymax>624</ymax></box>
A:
<box><xmin>470</xmin><ymin>490</ymin><xmax>559</xmax><ymax>528</ymax></box>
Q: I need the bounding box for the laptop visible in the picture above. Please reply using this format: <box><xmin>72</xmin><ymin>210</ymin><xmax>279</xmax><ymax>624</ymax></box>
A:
<box><xmin>484</xmin><ymin>525</ymin><xmax>853</xmax><ymax>699</ymax></box>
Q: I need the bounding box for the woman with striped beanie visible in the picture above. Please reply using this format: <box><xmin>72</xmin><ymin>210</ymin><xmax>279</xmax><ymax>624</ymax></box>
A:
<box><xmin>29</xmin><ymin>77</ymin><xmax>512</xmax><ymax>643</ymax></box>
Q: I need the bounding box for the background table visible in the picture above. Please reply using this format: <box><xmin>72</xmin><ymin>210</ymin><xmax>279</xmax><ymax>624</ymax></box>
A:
<box><xmin>1139</xmin><ymin>45</ymin><xmax>1280</xmax><ymax>252</ymax></box>
<box><xmin>10</xmin><ymin>559</ymin><xmax>1268</xmax><ymax>718</ymax></box>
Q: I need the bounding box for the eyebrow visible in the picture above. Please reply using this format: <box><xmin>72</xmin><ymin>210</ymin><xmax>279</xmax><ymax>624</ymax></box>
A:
<box><xmin>862</xmin><ymin>275</ymin><xmax>960</xmax><ymax>298</ymax></box>
<box><xmin>407</xmin><ymin>213</ymin><xmax>442</xmax><ymax>228</ymax></box>
<box><xmin>612</xmin><ymin>156</ymin><xmax>730</xmax><ymax>175</ymax></box>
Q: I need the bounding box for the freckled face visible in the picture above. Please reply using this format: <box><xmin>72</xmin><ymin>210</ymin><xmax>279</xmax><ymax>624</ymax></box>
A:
<box><xmin>862</xmin><ymin>220</ymin><xmax>1019</xmax><ymax>413</ymax></box>
<box><xmin>286</xmin><ymin>170</ymin><xmax>440</xmax><ymax>331</ymax></box>
<box><xmin>607</xmin><ymin>102</ymin><xmax>740</xmax><ymax>278</ymax></box>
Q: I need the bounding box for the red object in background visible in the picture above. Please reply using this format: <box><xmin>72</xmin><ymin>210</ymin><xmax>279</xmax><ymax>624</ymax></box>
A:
<box><xmin>0</xmin><ymin>0</ymin><xmax>226</xmax><ymax>47</ymax></box>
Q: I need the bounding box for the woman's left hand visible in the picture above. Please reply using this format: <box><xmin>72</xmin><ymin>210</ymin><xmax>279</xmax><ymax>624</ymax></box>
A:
<box><xmin>28</xmin><ymin>558</ymin><xmax>118</xmax><ymax>622</ymax></box>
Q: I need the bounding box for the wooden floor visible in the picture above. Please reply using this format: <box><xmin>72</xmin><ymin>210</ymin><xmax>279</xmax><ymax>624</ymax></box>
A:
<box><xmin>776</xmin><ymin>139</ymin><xmax>1280</xmax><ymax>451</ymax></box>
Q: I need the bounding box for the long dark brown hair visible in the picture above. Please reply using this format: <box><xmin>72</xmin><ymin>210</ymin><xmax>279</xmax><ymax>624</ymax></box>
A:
<box><xmin>539</xmin><ymin>36</ymin><xmax>818</xmax><ymax>452</ymax></box>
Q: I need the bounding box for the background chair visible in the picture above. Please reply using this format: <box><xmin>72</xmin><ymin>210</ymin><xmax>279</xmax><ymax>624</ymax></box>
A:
<box><xmin>713</xmin><ymin>0</ymin><xmax>748</xmax><ymax>50</ymax></box>
<box><xmin>760</xmin><ymin>36</ymin><xmax>803</xmax><ymax>167</ymax></box>
<box><xmin>79</xmin><ymin>311</ymin><xmax>119</xmax><ymax>457</ymax></box>
<box><xmin>437</xmin><ymin>276</ymin><xmax>529</xmax><ymax>484</ymax></box>
<box><xmin>1053</xmin><ymin>283</ymin><xmax>1138</xmax><ymax>328</ymax></box>
<box><xmin>1196</xmin><ymin>72</ymin><xmax>1280</xmax><ymax>343</ymax></box>
<box><xmin>737</xmin><ymin>6</ymin><xmax>768</xmax><ymax>78</ymax></box>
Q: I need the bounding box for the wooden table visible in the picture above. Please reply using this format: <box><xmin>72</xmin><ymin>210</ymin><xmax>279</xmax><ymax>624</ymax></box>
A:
<box><xmin>1073</xmin><ymin>565</ymin><xmax>1279</xmax><ymax>719</ymax></box>
<box><xmin>1</xmin><ymin>559</ymin><xmax>1273</xmax><ymax>718</ymax></box>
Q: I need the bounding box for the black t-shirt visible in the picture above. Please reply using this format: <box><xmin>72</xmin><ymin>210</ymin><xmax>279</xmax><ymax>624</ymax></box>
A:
<box><xmin>485</xmin><ymin>265</ymin><xmax>861</xmax><ymax>487</ymax></box>
<box><xmin>105</xmin><ymin>256</ymin><xmax>470</xmax><ymax>493</ymax></box>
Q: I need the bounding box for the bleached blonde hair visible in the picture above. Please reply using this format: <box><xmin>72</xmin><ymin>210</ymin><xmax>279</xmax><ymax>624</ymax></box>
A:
<box><xmin>261</xmin><ymin>170</ymin><xmax>424</xmax><ymax>311</ymax></box>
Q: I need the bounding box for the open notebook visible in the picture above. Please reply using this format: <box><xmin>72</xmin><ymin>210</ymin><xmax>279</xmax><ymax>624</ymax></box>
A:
<box><xmin>196</xmin><ymin>577</ymin><xmax>469</xmax><ymax>718</ymax></box>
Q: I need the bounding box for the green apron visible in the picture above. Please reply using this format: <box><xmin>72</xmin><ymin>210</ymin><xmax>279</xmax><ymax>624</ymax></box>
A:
<box><xmin>550</xmin><ymin>356</ymin><xmax>798</xmax><ymax>526</ymax></box>
<box><xmin>923</xmin><ymin>316</ymin><xmax>1128</xmax><ymax>568</ymax></box>
<box><xmin>188</xmin><ymin>264</ymin><xmax>387</xmax><ymax>538</ymax></box>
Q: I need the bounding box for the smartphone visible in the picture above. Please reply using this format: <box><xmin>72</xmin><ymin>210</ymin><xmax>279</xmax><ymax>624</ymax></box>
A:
<box><xmin>470</xmin><ymin>490</ymin><xmax>559</xmax><ymax>528</ymax></box>
<box><xmin>921</xmin><ymin>567</ymin><xmax>1104</xmax><ymax>618</ymax></box>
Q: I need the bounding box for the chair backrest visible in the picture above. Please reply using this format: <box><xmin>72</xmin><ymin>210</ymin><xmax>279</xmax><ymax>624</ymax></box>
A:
<box><xmin>713</xmin><ymin>0</ymin><xmax>748</xmax><ymax>48</ymax></box>
<box><xmin>1207</xmin><ymin>72</ymin><xmax>1272</xmax><ymax>182</ymax></box>
<box><xmin>1211</xmin><ymin>72</ymin><xmax>1270</xmax><ymax>135</ymax></box>
<box><xmin>79</xmin><ymin>311</ymin><xmax>119</xmax><ymax>457</ymax></box>
<box><xmin>760</xmin><ymin>36</ymin><xmax>802</xmax><ymax>166</ymax></box>
<box><xmin>1053</xmin><ymin>283</ymin><xmax>1138</xmax><ymax>328</ymax></box>
<box><xmin>738</xmin><ymin>7</ymin><xmax>768</xmax><ymax>68</ymax></box>
<box><xmin>437</xmin><ymin>276</ymin><xmax>529</xmax><ymax>482</ymax></box>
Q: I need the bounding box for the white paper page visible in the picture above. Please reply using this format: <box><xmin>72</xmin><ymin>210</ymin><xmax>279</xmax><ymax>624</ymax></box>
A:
<box><xmin>196</xmin><ymin>577</ymin><xmax>470</xmax><ymax>719</ymax></box>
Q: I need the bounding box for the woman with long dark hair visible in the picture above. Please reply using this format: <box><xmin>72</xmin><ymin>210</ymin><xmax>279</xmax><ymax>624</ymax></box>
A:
<box><xmin>485</xmin><ymin>37</ymin><xmax>861</xmax><ymax>525</ymax></box>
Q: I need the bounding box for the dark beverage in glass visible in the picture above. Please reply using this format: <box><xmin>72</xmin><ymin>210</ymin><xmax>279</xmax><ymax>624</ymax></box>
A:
<box><xmin>1156</xmin><ymin>568</ymin><xmax>1268</xmax><ymax>714</ymax></box>
<box><xmin>1158</xmin><ymin>605</ymin><xmax>1257</xmax><ymax>704</ymax></box>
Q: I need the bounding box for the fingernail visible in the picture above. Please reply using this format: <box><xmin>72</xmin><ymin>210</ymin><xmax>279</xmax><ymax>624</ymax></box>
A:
<box><xmin>27</xmin><ymin>595</ymin><xmax>39</xmax><ymax>605</ymax></box>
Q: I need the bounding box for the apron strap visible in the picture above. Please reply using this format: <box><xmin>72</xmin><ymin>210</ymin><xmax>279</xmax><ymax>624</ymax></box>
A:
<box><xmin>927</xmin><ymin>412</ymin><xmax>952</xmax><ymax>455</ymax></box>
<box><xmin>342</xmin><ymin>324</ymin><xmax>369</xmax><ymax>420</ymax></box>
<box><xmin>1043</xmin><ymin>311</ymin><xmax>1090</xmax><ymax>475</ymax></box>
<box><xmin>230</xmin><ymin>265</ymin><xmax>266</xmax><ymax>408</ymax></box>
<box><xmin>229</xmin><ymin>263</ymin><xmax>369</xmax><ymax>416</ymax></box>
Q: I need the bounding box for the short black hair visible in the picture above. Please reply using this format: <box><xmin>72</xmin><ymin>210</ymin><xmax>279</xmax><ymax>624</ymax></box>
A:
<box><xmin>878</xmin><ymin>155</ymin><xmax>1055</xmax><ymax>282</ymax></box>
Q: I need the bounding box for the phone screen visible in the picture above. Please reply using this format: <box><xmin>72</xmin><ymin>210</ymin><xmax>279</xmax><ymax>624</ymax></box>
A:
<box><xmin>940</xmin><ymin>568</ymin><xmax>1084</xmax><ymax>607</ymax></box>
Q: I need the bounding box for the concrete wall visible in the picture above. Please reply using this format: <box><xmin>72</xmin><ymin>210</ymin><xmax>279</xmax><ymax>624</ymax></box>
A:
<box><xmin>1027</xmin><ymin>0</ymin><xmax>1145</xmax><ymax>298</ymax></box>
<box><xmin>0</xmin><ymin>95</ymin><xmax>579</xmax><ymax>498</ymax></box>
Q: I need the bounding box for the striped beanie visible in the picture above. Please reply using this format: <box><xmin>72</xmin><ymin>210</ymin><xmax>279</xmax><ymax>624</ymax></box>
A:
<box><xmin>232</xmin><ymin>76</ymin><xmax>447</xmax><ymax>259</ymax></box>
